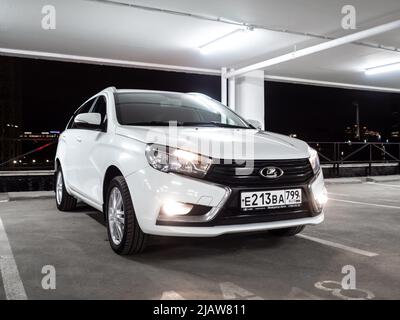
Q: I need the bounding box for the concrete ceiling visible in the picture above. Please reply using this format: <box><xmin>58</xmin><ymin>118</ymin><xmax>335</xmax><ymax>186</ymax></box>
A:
<box><xmin>1</xmin><ymin>0</ymin><xmax>400</xmax><ymax>90</ymax></box>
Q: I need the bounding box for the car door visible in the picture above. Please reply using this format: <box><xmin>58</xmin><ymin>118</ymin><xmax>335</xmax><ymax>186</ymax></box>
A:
<box><xmin>64</xmin><ymin>98</ymin><xmax>96</xmax><ymax>192</ymax></box>
<box><xmin>75</xmin><ymin>95</ymin><xmax>109</xmax><ymax>204</ymax></box>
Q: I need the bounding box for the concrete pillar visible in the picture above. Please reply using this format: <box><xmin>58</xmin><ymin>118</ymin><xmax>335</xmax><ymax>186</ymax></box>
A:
<box><xmin>235</xmin><ymin>70</ymin><xmax>265</xmax><ymax>129</ymax></box>
<box><xmin>228</xmin><ymin>71</ymin><xmax>236</xmax><ymax>111</ymax></box>
<box><xmin>220</xmin><ymin>67</ymin><xmax>227</xmax><ymax>105</ymax></box>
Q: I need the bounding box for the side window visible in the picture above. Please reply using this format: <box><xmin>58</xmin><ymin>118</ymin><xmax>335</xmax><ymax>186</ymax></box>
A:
<box><xmin>90</xmin><ymin>95</ymin><xmax>107</xmax><ymax>131</ymax></box>
<box><xmin>68</xmin><ymin>98</ymin><xmax>96</xmax><ymax>129</ymax></box>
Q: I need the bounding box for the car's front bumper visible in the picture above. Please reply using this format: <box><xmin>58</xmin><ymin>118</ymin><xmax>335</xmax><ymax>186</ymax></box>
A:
<box><xmin>125</xmin><ymin>166</ymin><xmax>326</xmax><ymax>237</ymax></box>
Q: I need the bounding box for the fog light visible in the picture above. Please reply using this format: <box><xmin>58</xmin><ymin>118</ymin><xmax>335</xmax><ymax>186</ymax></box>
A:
<box><xmin>315</xmin><ymin>189</ymin><xmax>328</xmax><ymax>206</ymax></box>
<box><xmin>162</xmin><ymin>201</ymin><xmax>193</xmax><ymax>216</ymax></box>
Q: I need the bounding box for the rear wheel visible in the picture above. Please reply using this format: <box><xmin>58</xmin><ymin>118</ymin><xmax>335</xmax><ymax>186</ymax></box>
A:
<box><xmin>106</xmin><ymin>176</ymin><xmax>147</xmax><ymax>255</ymax></box>
<box><xmin>55</xmin><ymin>167</ymin><xmax>77</xmax><ymax>211</ymax></box>
<box><xmin>269</xmin><ymin>225</ymin><xmax>305</xmax><ymax>237</ymax></box>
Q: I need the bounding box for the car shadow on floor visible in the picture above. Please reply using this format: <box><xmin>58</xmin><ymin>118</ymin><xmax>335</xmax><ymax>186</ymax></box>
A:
<box><xmin>83</xmin><ymin>204</ymin><xmax>290</xmax><ymax>258</ymax></box>
<box><xmin>143</xmin><ymin>232</ymin><xmax>285</xmax><ymax>257</ymax></box>
<box><xmin>71</xmin><ymin>203</ymin><xmax>106</xmax><ymax>226</ymax></box>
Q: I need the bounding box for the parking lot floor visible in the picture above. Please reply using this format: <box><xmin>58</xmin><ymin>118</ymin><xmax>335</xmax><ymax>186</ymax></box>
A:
<box><xmin>0</xmin><ymin>180</ymin><xmax>399</xmax><ymax>300</ymax></box>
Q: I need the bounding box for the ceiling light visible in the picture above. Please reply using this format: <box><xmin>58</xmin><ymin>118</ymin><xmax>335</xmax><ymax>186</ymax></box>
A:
<box><xmin>198</xmin><ymin>27</ymin><xmax>253</xmax><ymax>54</ymax></box>
<box><xmin>365</xmin><ymin>62</ymin><xmax>400</xmax><ymax>75</ymax></box>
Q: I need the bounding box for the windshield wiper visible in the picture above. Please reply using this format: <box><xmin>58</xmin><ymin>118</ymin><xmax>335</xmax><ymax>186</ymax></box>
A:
<box><xmin>124</xmin><ymin>121</ymin><xmax>248</xmax><ymax>129</ymax></box>
<box><xmin>124</xmin><ymin>121</ymin><xmax>186</xmax><ymax>126</ymax></box>
<box><xmin>208</xmin><ymin>122</ymin><xmax>249</xmax><ymax>129</ymax></box>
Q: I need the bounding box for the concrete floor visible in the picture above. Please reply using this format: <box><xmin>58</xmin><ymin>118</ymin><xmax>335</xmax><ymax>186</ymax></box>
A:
<box><xmin>0</xmin><ymin>180</ymin><xmax>400</xmax><ymax>300</ymax></box>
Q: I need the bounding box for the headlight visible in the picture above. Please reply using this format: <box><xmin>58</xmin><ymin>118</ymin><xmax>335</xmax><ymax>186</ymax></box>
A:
<box><xmin>145</xmin><ymin>144</ymin><xmax>212</xmax><ymax>178</ymax></box>
<box><xmin>309</xmin><ymin>147</ymin><xmax>321</xmax><ymax>174</ymax></box>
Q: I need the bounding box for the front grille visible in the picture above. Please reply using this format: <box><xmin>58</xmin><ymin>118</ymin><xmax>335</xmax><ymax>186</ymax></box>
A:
<box><xmin>204</xmin><ymin>158</ymin><xmax>314</xmax><ymax>187</ymax></box>
<box><xmin>210</xmin><ymin>185</ymin><xmax>313</xmax><ymax>226</ymax></box>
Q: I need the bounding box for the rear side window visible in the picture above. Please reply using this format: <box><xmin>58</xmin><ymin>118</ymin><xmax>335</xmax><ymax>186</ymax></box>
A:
<box><xmin>67</xmin><ymin>98</ymin><xmax>96</xmax><ymax>129</ymax></box>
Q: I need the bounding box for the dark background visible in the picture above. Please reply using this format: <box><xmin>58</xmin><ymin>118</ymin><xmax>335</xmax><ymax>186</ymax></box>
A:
<box><xmin>1</xmin><ymin>55</ymin><xmax>400</xmax><ymax>141</ymax></box>
<box><xmin>266</xmin><ymin>82</ymin><xmax>400</xmax><ymax>141</ymax></box>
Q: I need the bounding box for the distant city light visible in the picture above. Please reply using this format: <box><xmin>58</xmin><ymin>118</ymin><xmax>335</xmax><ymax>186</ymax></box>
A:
<box><xmin>20</xmin><ymin>132</ymin><xmax>59</xmax><ymax>139</ymax></box>
<box><xmin>46</xmin><ymin>160</ymin><xmax>50</xmax><ymax>163</ymax></box>
<box><xmin>32</xmin><ymin>159</ymin><xmax>36</xmax><ymax>163</ymax></box>
<box><xmin>13</xmin><ymin>160</ymin><xmax>17</xmax><ymax>164</ymax></box>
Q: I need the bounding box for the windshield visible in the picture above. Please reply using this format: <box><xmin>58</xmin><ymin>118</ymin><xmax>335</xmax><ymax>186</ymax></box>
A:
<box><xmin>114</xmin><ymin>92</ymin><xmax>251</xmax><ymax>128</ymax></box>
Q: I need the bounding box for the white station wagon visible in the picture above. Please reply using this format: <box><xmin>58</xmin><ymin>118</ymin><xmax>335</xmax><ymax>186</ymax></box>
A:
<box><xmin>55</xmin><ymin>87</ymin><xmax>327</xmax><ymax>255</ymax></box>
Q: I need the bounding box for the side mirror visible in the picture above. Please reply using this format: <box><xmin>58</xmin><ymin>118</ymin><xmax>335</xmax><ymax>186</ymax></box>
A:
<box><xmin>74</xmin><ymin>113</ymin><xmax>101</xmax><ymax>129</ymax></box>
<box><xmin>247</xmin><ymin>119</ymin><xmax>262</xmax><ymax>130</ymax></box>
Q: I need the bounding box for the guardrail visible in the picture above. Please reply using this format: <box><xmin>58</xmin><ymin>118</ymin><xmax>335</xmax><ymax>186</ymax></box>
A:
<box><xmin>1</xmin><ymin>140</ymin><xmax>400</xmax><ymax>175</ymax></box>
<box><xmin>308</xmin><ymin>141</ymin><xmax>400</xmax><ymax>176</ymax></box>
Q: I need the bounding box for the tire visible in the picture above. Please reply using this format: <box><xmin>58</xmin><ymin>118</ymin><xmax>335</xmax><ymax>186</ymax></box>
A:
<box><xmin>105</xmin><ymin>176</ymin><xmax>147</xmax><ymax>255</ymax></box>
<box><xmin>269</xmin><ymin>225</ymin><xmax>305</xmax><ymax>237</ymax></box>
<box><xmin>55</xmin><ymin>167</ymin><xmax>77</xmax><ymax>211</ymax></box>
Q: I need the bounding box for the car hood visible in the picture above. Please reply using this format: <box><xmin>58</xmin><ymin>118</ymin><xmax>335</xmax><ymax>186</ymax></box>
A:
<box><xmin>116</xmin><ymin>126</ymin><xmax>311</xmax><ymax>160</ymax></box>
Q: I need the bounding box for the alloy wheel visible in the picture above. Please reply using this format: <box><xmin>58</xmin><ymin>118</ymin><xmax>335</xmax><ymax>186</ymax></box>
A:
<box><xmin>108</xmin><ymin>187</ymin><xmax>125</xmax><ymax>245</ymax></box>
<box><xmin>56</xmin><ymin>171</ymin><xmax>63</xmax><ymax>205</ymax></box>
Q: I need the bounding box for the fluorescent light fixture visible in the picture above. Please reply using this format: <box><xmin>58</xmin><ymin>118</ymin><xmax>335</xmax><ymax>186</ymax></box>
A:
<box><xmin>199</xmin><ymin>27</ymin><xmax>253</xmax><ymax>54</ymax></box>
<box><xmin>365</xmin><ymin>62</ymin><xmax>400</xmax><ymax>75</ymax></box>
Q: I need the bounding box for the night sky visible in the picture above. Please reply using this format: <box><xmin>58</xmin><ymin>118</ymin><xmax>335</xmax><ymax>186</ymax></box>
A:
<box><xmin>2</xmin><ymin>56</ymin><xmax>400</xmax><ymax>142</ymax></box>
<box><xmin>266</xmin><ymin>82</ymin><xmax>400</xmax><ymax>141</ymax></box>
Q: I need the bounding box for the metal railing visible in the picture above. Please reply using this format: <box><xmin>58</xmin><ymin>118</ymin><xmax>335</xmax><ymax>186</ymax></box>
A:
<box><xmin>308</xmin><ymin>141</ymin><xmax>400</xmax><ymax>176</ymax></box>
<box><xmin>1</xmin><ymin>139</ymin><xmax>400</xmax><ymax>174</ymax></box>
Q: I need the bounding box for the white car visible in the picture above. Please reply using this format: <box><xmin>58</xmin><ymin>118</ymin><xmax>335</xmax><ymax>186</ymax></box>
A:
<box><xmin>55</xmin><ymin>87</ymin><xmax>327</xmax><ymax>255</ymax></box>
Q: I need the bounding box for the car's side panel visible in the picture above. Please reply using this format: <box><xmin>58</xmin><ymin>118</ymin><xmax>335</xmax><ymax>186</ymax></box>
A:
<box><xmin>74</xmin><ymin>129</ymin><xmax>109</xmax><ymax>205</ymax></box>
<box><xmin>81</xmin><ymin>134</ymin><xmax>147</xmax><ymax>206</ymax></box>
<box><xmin>56</xmin><ymin>130</ymin><xmax>80</xmax><ymax>193</ymax></box>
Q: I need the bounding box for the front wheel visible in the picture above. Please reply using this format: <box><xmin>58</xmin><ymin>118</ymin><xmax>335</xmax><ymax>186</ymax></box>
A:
<box><xmin>55</xmin><ymin>167</ymin><xmax>77</xmax><ymax>211</ymax></box>
<box><xmin>268</xmin><ymin>225</ymin><xmax>305</xmax><ymax>237</ymax></box>
<box><xmin>106</xmin><ymin>176</ymin><xmax>147</xmax><ymax>255</ymax></box>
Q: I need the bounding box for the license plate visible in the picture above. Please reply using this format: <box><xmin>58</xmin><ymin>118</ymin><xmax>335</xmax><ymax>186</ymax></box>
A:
<box><xmin>240</xmin><ymin>189</ymin><xmax>302</xmax><ymax>210</ymax></box>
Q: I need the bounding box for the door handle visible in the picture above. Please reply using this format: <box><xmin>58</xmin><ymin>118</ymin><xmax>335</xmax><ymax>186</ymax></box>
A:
<box><xmin>76</xmin><ymin>136</ymin><xmax>82</xmax><ymax>142</ymax></box>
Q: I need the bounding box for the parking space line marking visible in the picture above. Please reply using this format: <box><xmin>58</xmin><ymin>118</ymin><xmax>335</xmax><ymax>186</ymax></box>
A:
<box><xmin>297</xmin><ymin>234</ymin><xmax>378</xmax><ymax>257</ymax></box>
<box><xmin>328</xmin><ymin>192</ymin><xmax>400</xmax><ymax>203</ymax></box>
<box><xmin>0</xmin><ymin>217</ymin><xmax>27</xmax><ymax>300</ymax></box>
<box><xmin>367</xmin><ymin>182</ymin><xmax>400</xmax><ymax>189</ymax></box>
<box><xmin>330</xmin><ymin>198</ymin><xmax>400</xmax><ymax>209</ymax></box>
